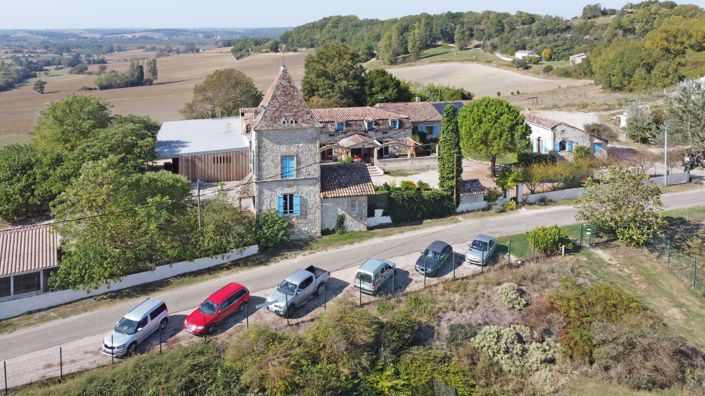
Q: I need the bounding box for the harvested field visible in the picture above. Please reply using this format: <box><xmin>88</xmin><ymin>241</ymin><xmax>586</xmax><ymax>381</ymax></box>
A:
<box><xmin>385</xmin><ymin>62</ymin><xmax>591</xmax><ymax>98</ymax></box>
<box><xmin>0</xmin><ymin>48</ymin><xmax>309</xmax><ymax>139</ymax></box>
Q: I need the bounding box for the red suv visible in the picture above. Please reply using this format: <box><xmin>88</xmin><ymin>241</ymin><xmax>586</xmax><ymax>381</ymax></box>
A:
<box><xmin>184</xmin><ymin>282</ymin><xmax>250</xmax><ymax>335</ymax></box>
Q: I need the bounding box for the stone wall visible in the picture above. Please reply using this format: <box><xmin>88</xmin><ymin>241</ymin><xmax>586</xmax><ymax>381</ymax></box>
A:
<box><xmin>253</xmin><ymin>127</ymin><xmax>321</xmax><ymax>239</ymax></box>
<box><xmin>377</xmin><ymin>156</ymin><xmax>438</xmax><ymax>172</ymax></box>
<box><xmin>0</xmin><ymin>245</ymin><xmax>259</xmax><ymax>320</ymax></box>
<box><xmin>321</xmin><ymin>196</ymin><xmax>368</xmax><ymax>232</ymax></box>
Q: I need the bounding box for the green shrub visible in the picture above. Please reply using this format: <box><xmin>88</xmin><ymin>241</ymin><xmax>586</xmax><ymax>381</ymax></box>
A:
<box><xmin>573</xmin><ymin>146</ymin><xmax>593</xmax><ymax>161</ymax></box>
<box><xmin>526</xmin><ymin>225</ymin><xmax>574</xmax><ymax>257</ymax></box>
<box><xmin>338</xmin><ymin>155</ymin><xmax>353</xmax><ymax>164</ymax></box>
<box><xmin>517</xmin><ymin>152</ymin><xmax>556</xmax><ymax>167</ymax></box>
<box><xmin>447</xmin><ymin>323</ymin><xmax>478</xmax><ymax>346</ymax></box>
<box><xmin>503</xmin><ymin>199</ymin><xmax>517</xmax><ymax>211</ymax></box>
<box><xmin>542</xmin><ymin>65</ymin><xmax>554</xmax><ymax>74</ymax></box>
<box><xmin>399</xmin><ymin>180</ymin><xmax>417</xmax><ymax>190</ymax></box>
<box><xmin>398</xmin><ymin>348</ymin><xmax>476</xmax><ymax>396</ymax></box>
<box><xmin>416</xmin><ymin>180</ymin><xmax>431</xmax><ymax>190</ymax></box>
<box><xmin>334</xmin><ymin>213</ymin><xmax>346</xmax><ymax>234</ymax></box>
<box><xmin>471</xmin><ymin>325</ymin><xmax>557</xmax><ymax>374</ymax></box>
<box><xmin>498</xmin><ymin>283</ymin><xmax>528</xmax><ymax>310</ymax></box>
<box><xmin>584</xmin><ymin>123</ymin><xmax>618</xmax><ymax>141</ymax></box>
<box><xmin>0</xmin><ymin>144</ymin><xmax>43</xmax><ymax>220</ymax></box>
<box><xmin>387</xmin><ymin>188</ymin><xmax>453</xmax><ymax>223</ymax></box>
<box><xmin>484</xmin><ymin>187</ymin><xmax>503</xmax><ymax>203</ymax></box>
<box><xmin>256</xmin><ymin>211</ymin><xmax>291</xmax><ymax>251</ymax></box>
<box><xmin>200</xmin><ymin>196</ymin><xmax>256</xmax><ymax>255</ymax></box>
<box><xmin>548</xmin><ymin>279</ymin><xmax>644</xmax><ymax>363</ymax></box>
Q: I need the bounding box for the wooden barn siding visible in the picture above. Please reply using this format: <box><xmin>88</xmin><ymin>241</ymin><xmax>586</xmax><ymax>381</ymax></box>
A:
<box><xmin>178</xmin><ymin>150</ymin><xmax>250</xmax><ymax>182</ymax></box>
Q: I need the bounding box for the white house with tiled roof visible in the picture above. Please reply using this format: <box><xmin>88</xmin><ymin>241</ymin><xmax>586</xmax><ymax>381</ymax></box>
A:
<box><xmin>524</xmin><ymin>113</ymin><xmax>607</xmax><ymax>159</ymax></box>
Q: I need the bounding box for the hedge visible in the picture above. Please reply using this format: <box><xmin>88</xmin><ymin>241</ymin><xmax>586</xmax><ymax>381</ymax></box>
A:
<box><xmin>387</xmin><ymin>188</ymin><xmax>454</xmax><ymax>224</ymax></box>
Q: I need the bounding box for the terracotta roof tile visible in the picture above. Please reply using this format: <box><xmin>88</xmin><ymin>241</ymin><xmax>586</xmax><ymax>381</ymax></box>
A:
<box><xmin>0</xmin><ymin>224</ymin><xmax>59</xmax><ymax>277</ymax></box>
<box><xmin>320</xmin><ymin>162</ymin><xmax>375</xmax><ymax>198</ymax></box>
<box><xmin>375</xmin><ymin>101</ymin><xmax>470</xmax><ymax>123</ymax></box>
<box><xmin>312</xmin><ymin>107</ymin><xmax>409</xmax><ymax>123</ymax></box>
<box><xmin>254</xmin><ymin>66</ymin><xmax>319</xmax><ymax>130</ymax></box>
<box><xmin>523</xmin><ymin>113</ymin><xmax>561</xmax><ymax>129</ymax></box>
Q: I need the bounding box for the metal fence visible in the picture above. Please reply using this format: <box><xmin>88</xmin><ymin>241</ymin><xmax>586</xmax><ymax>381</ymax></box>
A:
<box><xmin>650</xmin><ymin>236</ymin><xmax>705</xmax><ymax>294</ymax></box>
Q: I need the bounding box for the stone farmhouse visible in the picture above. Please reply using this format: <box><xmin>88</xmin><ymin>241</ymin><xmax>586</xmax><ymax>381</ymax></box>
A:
<box><xmin>375</xmin><ymin>100</ymin><xmax>469</xmax><ymax>138</ymax></box>
<box><xmin>524</xmin><ymin>113</ymin><xmax>607</xmax><ymax>159</ymax></box>
<box><xmin>157</xmin><ymin>65</ymin><xmax>379</xmax><ymax>238</ymax></box>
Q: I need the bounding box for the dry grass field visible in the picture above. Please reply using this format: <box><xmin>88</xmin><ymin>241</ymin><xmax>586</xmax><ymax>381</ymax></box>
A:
<box><xmin>0</xmin><ymin>48</ymin><xmax>309</xmax><ymax>138</ymax></box>
<box><xmin>385</xmin><ymin>62</ymin><xmax>591</xmax><ymax>98</ymax></box>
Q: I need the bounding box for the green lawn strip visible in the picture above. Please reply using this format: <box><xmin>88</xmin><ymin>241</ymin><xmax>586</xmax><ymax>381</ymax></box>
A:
<box><xmin>579</xmin><ymin>246</ymin><xmax>705</xmax><ymax>350</ymax></box>
<box><xmin>497</xmin><ymin>223</ymin><xmax>585</xmax><ymax>259</ymax></box>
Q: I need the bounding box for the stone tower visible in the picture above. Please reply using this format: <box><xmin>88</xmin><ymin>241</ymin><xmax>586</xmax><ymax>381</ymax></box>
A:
<box><xmin>250</xmin><ymin>65</ymin><xmax>322</xmax><ymax>239</ymax></box>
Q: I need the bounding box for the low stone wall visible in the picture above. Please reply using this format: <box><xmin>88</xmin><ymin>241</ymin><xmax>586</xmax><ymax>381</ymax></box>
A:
<box><xmin>377</xmin><ymin>156</ymin><xmax>437</xmax><ymax>173</ymax></box>
<box><xmin>522</xmin><ymin>187</ymin><xmax>586</xmax><ymax>204</ymax></box>
<box><xmin>456</xmin><ymin>200</ymin><xmax>489</xmax><ymax>213</ymax></box>
<box><xmin>0</xmin><ymin>245</ymin><xmax>259</xmax><ymax>320</ymax></box>
<box><xmin>650</xmin><ymin>172</ymin><xmax>690</xmax><ymax>186</ymax></box>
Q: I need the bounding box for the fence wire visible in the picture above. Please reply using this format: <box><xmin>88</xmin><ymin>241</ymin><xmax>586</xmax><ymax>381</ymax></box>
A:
<box><xmin>650</xmin><ymin>236</ymin><xmax>705</xmax><ymax>295</ymax></box>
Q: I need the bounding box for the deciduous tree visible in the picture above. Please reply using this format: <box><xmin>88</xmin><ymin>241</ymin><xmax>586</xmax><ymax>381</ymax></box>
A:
<box><xmin>0</xmin><ymin>144</ymin><xmax>42</xmax><ymax>220</ymax></box>
<box><xmin>181</xmin><ymin>68</ymin><xmax>263</xmax><ymax>119</ymax></box>
<box><xmin>365</xmin><ymin>68</ymin><xmax>413</xmax><ymax>106</ymax></box>
<box><xmin>301</xmin><ymin>42</ymin><xmax>366</xmax><ymax>106</ymax></box>
<box><xmin>458</xmin><ymin>97</ymin><xmax>530</xmax><ymax>176</ymax></box>
<box><xmin>666</xmin><ymin>79</ymin><xmax>705</xmax><ymax>154</ymax></box>
<box><xmin>33</xmin><ymin>79</ymin><xmax>46</xmax><ymax>94</ymax></box>
<box><xmin>576</xmin><ymin>166</ymin><xmax>664</xmax><ymax>246</ymax></box>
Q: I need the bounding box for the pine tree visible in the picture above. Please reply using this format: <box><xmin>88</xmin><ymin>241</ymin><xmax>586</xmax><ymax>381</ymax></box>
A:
<box><xmin>438</xmin><ymin>105</ymin><xmax>463</xmax><ymax>206</ymax></box>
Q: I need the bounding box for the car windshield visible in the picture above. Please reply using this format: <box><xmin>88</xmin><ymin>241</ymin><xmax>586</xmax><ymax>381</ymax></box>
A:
<box><xmin>198</xmin><ymin>300</ymin><xmax>218</xmax><ymax>315</ymax></box>
<box><xmin>422</xmin><ymin>249</ymin><xmax>440</xmax><ymax>259</ymax></box>
<box><xmin>471</xmin><ymin>240</ymin><xmax>488</xmax><ymax>251</ymax></box>
<box><xmin>114</xmin><ymin>317</ymin><xmax>139</xmax><ymax>335</ymax></box>
<box><xmin>278</xmin><ymin>280</ymin><xmax>298</xmax><ymax>295</ymax></box>
<box><xmin>357</xmin><ymin>272</ymin><xmax>373</xmax><ymax>284</ymax></box>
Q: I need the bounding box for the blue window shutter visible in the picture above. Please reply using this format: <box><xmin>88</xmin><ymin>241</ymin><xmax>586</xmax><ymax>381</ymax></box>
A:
<box><xmin>293</xmin><ymin>193</ymin><xmax>301</xmax><ymax>216</ymax></box>
<box><xmin>554</xmin><ymin>140</ymin><xmax>560</xmax><ymax>152</ymax></box>
<box><xmin>281</xmin><ymin>156</ymin><xmax>294</xmax><ymax>179</ymax></box>
<box><xmin>277</xmin><ymin>194</ymin><xmax>284</xmax><ymax>215</ymax></box>
<box><xmin>567</xmin><ymin>141</ymin><xmax>574</xmax><ymax>152</ymax></box>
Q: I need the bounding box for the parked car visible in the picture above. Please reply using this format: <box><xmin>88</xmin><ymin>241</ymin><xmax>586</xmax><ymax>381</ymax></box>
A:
<box><xmin>102</xmin><ymin>298</ymin><xmax>168</xmax><ymax>357</ymax></box>
<box><xmin>266</xmin><ymin>265</ymin><xmax>330</xmax><ymax>317</ymax></box>
<box><xmin>465</xmin><ymin>235</ymin><xmax>497</xmax><ymax>266</ymax></box>
<box><xmin>184</xmin><ymin>282</ymin><xmax>250</xmax><ymax>335</ymax></box>
<box><xmin>354</xmin><ymin>259</ymin><xmax>395</xmax><ymax>295</ymax></box>
<box><xmin>415</xmin><ymin>241</ymin><xmax>453</xmax><ymax>276</ymax></box>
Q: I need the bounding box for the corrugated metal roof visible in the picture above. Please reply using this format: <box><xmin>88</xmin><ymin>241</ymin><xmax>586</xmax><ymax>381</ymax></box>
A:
<box><xmin>0</xmin><ymin>224</ymin><xmax>59</xmax><ymax>277</ymax></box>
<box><xmin>156</xmin><ymin>117</ymin><xmax>249</xmax><ymax>159</ymax></box>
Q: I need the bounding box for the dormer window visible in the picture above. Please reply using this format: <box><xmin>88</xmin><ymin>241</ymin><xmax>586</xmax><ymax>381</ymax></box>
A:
<box><xmin>390</xmin><ymin>119</ymin><xmax>400</xmax><ymax>129</ymax></box>
<box><xmin>335</xmin><ymin>121</ymin><xmax>345</xmax><ymax>132</ymax></box>
<box><xmin>280</xmin><ymin>117</ymin><xmax>296</xmax><ymax>125</ymax></box>
<box><xmin>365</xmin><ymin>120</ymin><xmax>374</xmax><ymax>131</ymax></box>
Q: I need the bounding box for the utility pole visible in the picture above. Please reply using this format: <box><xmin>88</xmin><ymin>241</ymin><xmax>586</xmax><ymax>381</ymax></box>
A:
<box><xmin>664</xmin><ymin>124</ymin><xmax>669</xmax><ymax>187</ymax></box>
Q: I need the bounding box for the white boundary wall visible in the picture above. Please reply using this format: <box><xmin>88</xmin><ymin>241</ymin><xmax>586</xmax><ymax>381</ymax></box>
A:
<box><xmin>0</xmin><ymin>245</ymin><xmax>259</xmax><ymax>320</ymax></box>
<box><xmin>377</xmin><ymin>156</ymin><xmax>437</xmax><ymax>172</ymax></box>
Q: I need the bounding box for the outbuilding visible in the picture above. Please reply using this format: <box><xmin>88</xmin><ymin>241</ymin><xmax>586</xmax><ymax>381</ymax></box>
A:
<box><xmin>0</xmin><ymin>224</ymin><xmax>59</xmax><ymax>301</ymax></box>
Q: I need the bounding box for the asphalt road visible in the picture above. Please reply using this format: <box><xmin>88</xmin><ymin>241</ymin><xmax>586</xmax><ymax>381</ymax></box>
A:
<box><xmin>0</xmin><ymin>188</ymin><xmax>703</xmax><ymax>362</ymax></box>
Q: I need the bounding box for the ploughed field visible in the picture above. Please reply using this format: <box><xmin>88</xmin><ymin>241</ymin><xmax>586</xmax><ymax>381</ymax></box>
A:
<box><xmin>0</xmin><ymin>48</ymin><xmax>309</xmax><ymax>139</ymax></box>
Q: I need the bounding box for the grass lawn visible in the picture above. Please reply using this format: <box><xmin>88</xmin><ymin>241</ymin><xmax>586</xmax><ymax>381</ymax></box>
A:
<box><xmin>417</xmin><ymin>46</ymin><xmax>510</xmax><ymax>65</ymax></box>
<box><xmin>465</xmin><ymin>151</ymin><xmax>517</xmax><ymax>165</ymax></box>
<box><xmin>497</xmin><ymin>223</ymin><xmax>585</xmax><ymax>259</ymax></box>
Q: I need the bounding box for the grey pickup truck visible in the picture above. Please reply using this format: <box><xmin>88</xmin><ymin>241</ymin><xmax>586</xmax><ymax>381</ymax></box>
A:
<box><xmin>265</xmin><ymin>265</ymin><xmax>330</xmax><ymax>317</ymax></box>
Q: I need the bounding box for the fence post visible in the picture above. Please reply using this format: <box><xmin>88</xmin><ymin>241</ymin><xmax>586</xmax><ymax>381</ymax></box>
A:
<box><xmin>111</xmin><ymin>334</ymin><xmax>114</xmax><ymax>364</ymax></box>
<box><xmin>59</xmin><ymin>347</ymin><xmax>63</xmax><ymax>382</ymax></box>
<box><xmin>693</xmin><ymin>257</ymin><xmax>697</xmax><ymax>288</ymax></box>
<box><xmin>359</xmin><ymin>284</ymin><xmax>362</xmax><ymax>306</ymax></box>
<box><xmin>4</xmin><ymin>360</ymin><xmax>7</xmax><ymax>396</ymax></box>
<box><xmin>508</xmin><ymin>240</ymin><xmax>512</xmax><ymax>265</ymax></box>
<box><xmin>393</xmin><ymin>265</ymin><xmax>396</xmax><ymax>297</ymax></box>
<box><xmin>667</xmin><ymin>240</ymin><xmax>671</xmax><ymax>269</ymax></box>
<box><xmin>423</xmin><ymin>263</ymin><xmax>427</xmax><ymax>289</ymax></box>
<box><xmin>159</xmin><ymin>325</ymin><xmax>163</xmax><ymax>354</ymax></box>
<box><xmin>452</xmin><ymin>250</ymin><xmax>456</xmax><ymax>280</ymax></box>
<box><xmin>323</xmin><ymin>284</ymin><xmax>327</xmax><ymax>310</ymax></box>
<box><xmin>245</xmin><ymin>300</ymin><xmax>249</xmax><ymax>328</ymax></box>
<box><xmin>579</xmin><ymin>224</ymin><xmax>583</xmax><ymax>247</ymax></box>
<box><xmin>481</xmin><ymin>248</ymin><xmax>485</xmax><ymax>273</ymax></box>
<box><xmin>532</xmin><ymin>233</ymin><xmax>536</xmax><ymax>259</ymax></box>
<box><xmin>286</xmin><ymin>293</ymin><xmax>290</xmax><ymax>326</ymax></box>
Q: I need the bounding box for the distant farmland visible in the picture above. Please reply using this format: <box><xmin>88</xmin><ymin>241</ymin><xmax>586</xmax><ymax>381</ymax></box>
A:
<box><xmin>0</xmin><ymin>48</ymin><xmax>309</xmax><ymax>139</ymax></box>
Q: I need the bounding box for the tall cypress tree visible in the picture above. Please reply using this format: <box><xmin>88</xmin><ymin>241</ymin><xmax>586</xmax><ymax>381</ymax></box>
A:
<box><xmin>438</xmin><ymin>105</ymin><xmax>463</xmax><ymax>206</ymax></box>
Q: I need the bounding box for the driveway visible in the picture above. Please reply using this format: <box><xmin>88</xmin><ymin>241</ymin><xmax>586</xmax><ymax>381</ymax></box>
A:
<box><xmin>1</xmin><ymin>188</ymin><xmax>704</xmax><ymax>387</ymax></box>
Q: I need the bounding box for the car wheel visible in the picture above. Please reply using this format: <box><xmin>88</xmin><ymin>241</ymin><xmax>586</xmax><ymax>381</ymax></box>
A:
<box><xmin>126</xmin><ymin>343</ymin><xmax>137</xmax><ymax>357</ymax></box>
<box><xmin>206</xmin><ymin>324</ymin><xmax>217</xmax><ymax>335</ymax></box>
<box><xmin>159</xmin><ymin>318</ymin><xmax>168</xmax><ymax>330</ymax></box>
<box><xmin>315</xmin><ymin>284</ymin><xmax>323</xmax><ymax>296</ymax></box>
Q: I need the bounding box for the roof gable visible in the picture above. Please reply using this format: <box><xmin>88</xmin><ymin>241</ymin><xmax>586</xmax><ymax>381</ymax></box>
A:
<box><xmin>254</xmin><ymin>65</ymin><xmax>319</xmax><ymax>131</ymax></box>
<box><xmin>0</xmin><ymin>223</ymin><xmax>59</xmax><ymax>277</ymax></box>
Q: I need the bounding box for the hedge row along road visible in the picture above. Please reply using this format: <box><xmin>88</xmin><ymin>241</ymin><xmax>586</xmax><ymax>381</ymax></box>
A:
<box><xmin>1</xmin><ymin>188</ymin><xmax>704</xmax><ymax>388</ymax></box>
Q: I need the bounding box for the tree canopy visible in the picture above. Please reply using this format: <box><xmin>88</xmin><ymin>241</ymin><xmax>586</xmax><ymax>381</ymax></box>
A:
<box><xmin>458</xmin><ymin>97</ymin><xmax>530</xmax><ymax>176</ymax></box>
<box><xmin>181</xmin><ymin>68</ymin><xmax>263</xmax><ymax>119</ymax></box>
<box><xmin>301</xmin><ymin>42</ymin><xmax>367</xmax><ymax>107</ymax></box>
<box><xmin>438</xmin><ymin>105</ymin><xmax>462</xmax><ymax>205</ymax></box>
<box><xmin>365</xmin><ymin>68</ymin><xmax>413</xmax><ymax>106</ymax></box>
<box><xmin>666</xmin><ymin>80</ymin><xmax>705</xmax><ymax>154</ymax></box>
<box><xmin>576</xmin><ymin>166</ymin><xmax>664</xmax><ymax>246</ymax></box>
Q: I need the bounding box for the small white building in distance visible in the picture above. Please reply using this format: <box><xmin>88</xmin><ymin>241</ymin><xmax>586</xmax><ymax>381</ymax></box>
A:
<box><xmin>514</xmin><ymin>50</ymin><xmax>539</xmax><ymax>60</ymax></box>
<box><xmin>570</xmin><ymin>53</ymin><xmax>587</xmax><ymax>65</ymax></box>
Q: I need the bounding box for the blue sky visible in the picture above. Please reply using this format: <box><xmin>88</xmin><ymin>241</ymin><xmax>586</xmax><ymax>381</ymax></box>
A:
<box><xmin>2</xmin><ymin>0</ymin><xmax>705</xmax><ymax>29</ymax></box>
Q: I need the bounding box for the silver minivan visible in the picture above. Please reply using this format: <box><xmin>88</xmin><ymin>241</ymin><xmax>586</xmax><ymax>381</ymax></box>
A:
<box><xmin>354</xmin><ymin>259</ymin><xmax>396</xmax><ymax>295</ymax></box>
<box><xmin>102</xmin><ymin>298</ymin><xmax>169</xmax><ymax>357</ymax></box>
